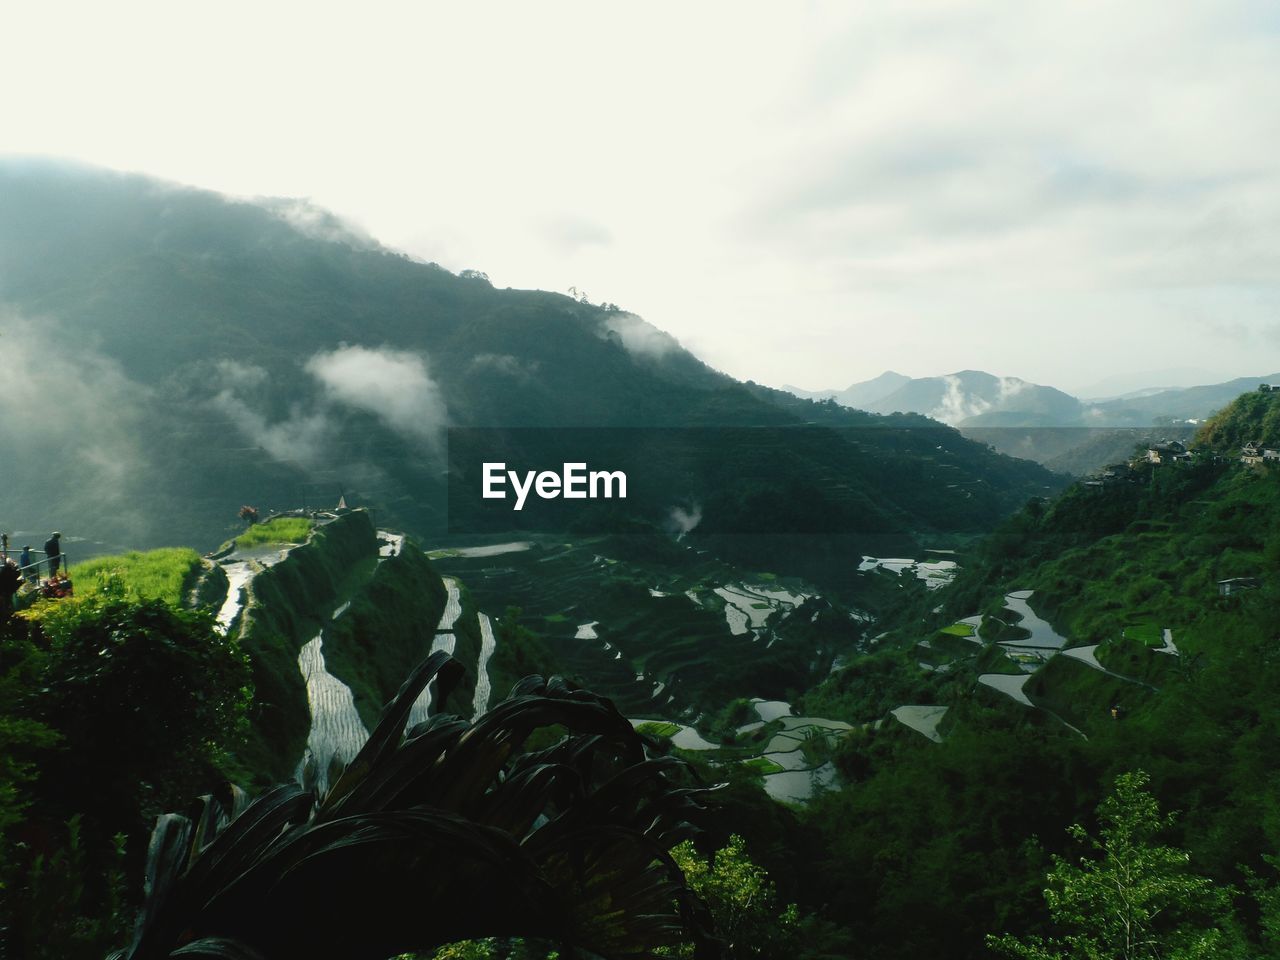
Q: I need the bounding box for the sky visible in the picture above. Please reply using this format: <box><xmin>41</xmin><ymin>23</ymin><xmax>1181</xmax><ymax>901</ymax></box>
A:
<box><xmin>3</xmin><ymin>1</ymin><xmax>1280</xmax><ymax>396</ymax></box>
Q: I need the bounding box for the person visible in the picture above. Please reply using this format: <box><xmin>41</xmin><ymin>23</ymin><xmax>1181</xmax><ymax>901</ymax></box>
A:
<box><xmin>0</xmin><ymin>560</ymin><xmax>20</xmax><ymax>617</ymax></box>
<box><xmin>18</xmin><ymin>545</ymin><xmax>32</xmax><ymax>582</ymax></box>
<box><xmin>45</xmin><ymin>532</ymin><xmax>62</xmax><ymax>576</ymax></box>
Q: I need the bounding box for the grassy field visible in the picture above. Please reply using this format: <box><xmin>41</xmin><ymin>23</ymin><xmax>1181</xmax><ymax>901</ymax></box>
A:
<box><xmin>235</xmin><ymin>517</ymin><xmax>313</xmax><ymax>549</ymax></box>
<box><xmin>1122</xmin><ymin>622</ymin><xmax>1163</xmax><ymax>647</ymax></box>
<box><xmin>742</xmin><ymin>756</ymin><xmax>784</xmax><ymax>775</ymax></box>
<box><xmin>67</xmin><ymin>547</ymin><xmax>205</xmax><ymax>605</ymax></box>
<box><xmin>940</xmin><ymin>621</ymin><xmax>976</xmax><ymax>637</ymax></box>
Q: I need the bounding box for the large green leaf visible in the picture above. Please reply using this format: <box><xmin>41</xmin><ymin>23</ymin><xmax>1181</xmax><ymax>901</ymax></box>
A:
<box><xmin>111</xmin><ymin>657</ymin><xmax>720</xmax><ymax>960</ymax></box>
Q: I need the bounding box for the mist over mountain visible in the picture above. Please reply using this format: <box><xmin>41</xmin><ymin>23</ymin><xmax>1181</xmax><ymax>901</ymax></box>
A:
<box><xmin>791</xmin><ymin>368</ymin><xmax>1280</xmax><ymax>473</ymax></box>
<box><xmin>0</xmin><ymin>161</ymin><xmax>1060</xmax><ymax>561</ymax></box>
<box><xmin>794</xmin><ymin>368</ymin><xmax>1280</xmax><ymax>429</ymax></box>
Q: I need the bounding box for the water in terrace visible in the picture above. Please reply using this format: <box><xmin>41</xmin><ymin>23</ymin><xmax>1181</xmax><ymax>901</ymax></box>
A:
<box><xmin>471</xmin><ymin>613</ymin><xmax>497</xmax><ymax>718</ymax></box>
<box><xmin>858</xmin><ymin>556</ymin><xmax>958</xmax><ymax>590</ymax></box>
<box><xmin>216</xmin><ymin>540</ymin><xmax>299</xmax><ymax>633</ymax></box>
<box><xmin>442</xmin><ymin>541</ymin><xmax>533</xmax><ymax>558</ymax></box>
<box><xmin>215</xmin><ymin>561</ymin><xmax>254</xmax><ymax>633</ymax></box>
<box><xmin>752</xmin><ymin>699</ymin><xmax>793</xmax><ymax>722</ymax></box>
<box><xmin>890</xmin><ymin>705</ymin><xmax>949</xmax><ymax>742</ymax></box>
<box><xmin>296</xmin><ymin>623</ymin><xmax>370</xmax><ymax>794</ymax></box>
<box><xmin>378</xmin><ymin>531</ymin><xmax>405</xmax><ymax>558</ymax></box>
<box><xmin>764</xmin><ymin>763</ymin><xmax>838</xmax><ymax>803</ymax></box>
<box><xmin>437</xmin><ymin>577</ymin><xmax>463</xmax><ymax>630</ymax></box>
<box><xmin>997</xmin><ymin>590</ymin><xmax>1068</xmax><ymax>650</ymax></box>
<box><xmin>407</xmin><ymin>577</ymin><xmax>463</xmax><ymax>727</ymax></box>
<box><xmin>977</xmin><ymin>672</ymin><xmax>1034</xmax><ymax>706</ymax></box>
<box><xmin>627</xmin><ymin>718</ymin><xmax>718</xmax><ymax>751</ymax></box>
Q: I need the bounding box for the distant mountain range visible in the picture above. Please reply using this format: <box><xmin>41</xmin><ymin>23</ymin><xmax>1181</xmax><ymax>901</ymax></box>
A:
<box><xmin>787</xmin><ymin>370</ymin><xmax>1280</xmax><ymax>473</ymax></box>
<box><xmin>787</xmin><ymin>370</ymin><xmax>1280</xmax><ymax>428</ymax></box>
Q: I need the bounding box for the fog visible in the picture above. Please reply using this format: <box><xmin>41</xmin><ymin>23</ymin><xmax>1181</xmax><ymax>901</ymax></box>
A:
<box><xmin>305</xmin><ymin>346</ymin><xmax>448</xmax><ymax>446</ymax></box>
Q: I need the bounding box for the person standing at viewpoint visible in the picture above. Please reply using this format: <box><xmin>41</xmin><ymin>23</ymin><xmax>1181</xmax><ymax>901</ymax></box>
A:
<box><xmin>44</xmin><ymin>532</ymin><xmax>62</xmax><ymax>576</ymax></box>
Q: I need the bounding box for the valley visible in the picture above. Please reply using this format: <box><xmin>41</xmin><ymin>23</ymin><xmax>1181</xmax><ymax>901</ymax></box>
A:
<box><xmin>2</xmin><ymin>163</ymin><xmax>1279</xmax><ymax>960</ymax></box>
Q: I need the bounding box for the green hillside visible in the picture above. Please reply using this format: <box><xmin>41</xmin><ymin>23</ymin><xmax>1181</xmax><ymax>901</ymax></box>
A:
<box><xmin>4</xmin><ymin>393</ymin><xmax>1278</xmax><ymax>959</ymax></box>
<box><xmin>778</xmin><ymin>390</ymin><xmax>1280</xmax><ymax>959</ymax></box>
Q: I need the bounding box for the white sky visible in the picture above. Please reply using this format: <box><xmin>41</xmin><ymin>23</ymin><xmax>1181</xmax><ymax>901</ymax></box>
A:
<box><xmin>4</xmin><ymin>1</ymin><xmax>1280</xmax><ymax>396</ymax></box>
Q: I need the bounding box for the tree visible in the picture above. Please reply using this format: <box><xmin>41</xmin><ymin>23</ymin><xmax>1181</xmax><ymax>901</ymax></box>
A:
<box><xmin>2</xmin><ymin>592</ymin><xmax>250</xmax><ymax>959</ymax></box>
<box><xmin>33</xmin><ymin>594</ymin><xmax>251</xmax><ymax>824</ymax></box>
<box><xmin>989</xmin><ymin>771</ymin><xmax>1239</xmax><ymax>960</ymax></box>
<box><xmin>666</xmin><ymin>835</ymin><xmax>799</xmax><ymax>960</ymax></box>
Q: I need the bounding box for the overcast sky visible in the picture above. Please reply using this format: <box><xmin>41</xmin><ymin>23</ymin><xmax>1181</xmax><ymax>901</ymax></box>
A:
<box><xmin>4</xmin><ymin>1</ymin><xmax>1280</xmax><ymax>396</ymax></box>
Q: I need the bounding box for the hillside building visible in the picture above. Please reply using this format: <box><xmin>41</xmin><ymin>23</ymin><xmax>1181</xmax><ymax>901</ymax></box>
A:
<box><xmin>1218</xmin><ymin>577</ymin><xmax>1262</xmax><ymax>596</ymax></box>
<box><xmin>1146</xmin><ymin>440</ymin><xmax>1192</xmax><ymax>464</ymax></box>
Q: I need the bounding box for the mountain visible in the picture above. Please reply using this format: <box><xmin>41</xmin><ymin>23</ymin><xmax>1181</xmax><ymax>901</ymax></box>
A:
<box><xmin>798</xmin><ymin>368</ymin><xmax>1280</xmax><ymax>430</ymax></box>
<box><xmin>1089</xmin><ymin>375</ymin><xmax>1280</xmax><ymax>424</ymax></box>
<box><xmin>789</xmin><ymin>370</ymin><xmax>1085</xmax><ymax>426</ymax></box>
<box><xmin>870</xmin><ymin>371</ymin><xmax>1084</xmax><ymax>427</ymax></box>
<box><xmin>790</xmin><ymin>387</ymin><xmax>1280</xmax><ymax>959</ymax></box>
<box><xmin>787</xmin><ymin>371</ymin><xmax>912</xmax><ymax>408</ymax></box>
<box><xmin>0</xmin><ymin>161</ymin><xmax>1061</xmax><ymax>594</ymax></box>
<box><xmin>792</xmin><ymin>368</ymin><xmax>1280</xmax><ymax>474</ymax></box>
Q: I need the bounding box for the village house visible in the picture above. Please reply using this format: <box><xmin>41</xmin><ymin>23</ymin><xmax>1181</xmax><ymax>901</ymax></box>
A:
<box><xmin>1146</xmin><ymin>440</ymin><xmax>1192</xmax><ymax>464</ymax></box>
<box><xmin>1218</xmin><ymin>577</ymin><xmax>1262</xmax><ymax>596</ymax></box>
<box><xmin>1085</xmin><ymin>463</ymin><xmax>1136</xmax><ymax>490</ymax></box>
<box><xmin>1242</xmin><ymin>441</ymin><xmax>1266</xmax><ymax>465</ymax></box>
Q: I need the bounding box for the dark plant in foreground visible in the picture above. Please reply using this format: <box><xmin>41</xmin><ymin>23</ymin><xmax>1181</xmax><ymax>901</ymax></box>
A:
<box><xmin>107</xmin><ymin>652</ymin><xmax>719</xmax><ymax>960</ymax></box>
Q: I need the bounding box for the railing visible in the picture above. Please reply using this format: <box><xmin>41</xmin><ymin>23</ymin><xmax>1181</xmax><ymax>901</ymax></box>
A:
<box><xmin>1</xmin><ymin>547</ymin><xmax>69</xmax><ymax>586</ymax></box>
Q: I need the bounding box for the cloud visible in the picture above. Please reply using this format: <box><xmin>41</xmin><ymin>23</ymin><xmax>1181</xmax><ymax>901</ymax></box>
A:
<box><xmin>7</xmin><ymin>2</ymin><xmax>1280</xmax><ymax>389</ymax></box>
<box><xmin>0</xmin><ymin>316</ymin><xmax>151</xmax><ymax>532</ymax></box>
<box><xmin>930</xmin><ymin>375</ymin><xmax>990</xmax><ymax>425</ymax></box>
<box><xmin>210</xmin><ymin>360</ymin><xmax>334</xmax><ymax>465</ymax></box>
<box><xmin>539</xmin><ymin>215</ymin><xmax>613</xmax><ymax>254</ymax></box>
<box><xmin>260</xmin><ymin>197</ymin><xmax>379</xmax><ymax>249</ymax></box>
<box><xmin>305</xmin><ymin>345</ymin><xmax>448</xmax><ymax>443</ymax></box>
<box><xmin>666</xmin><ymin>503</ymin><xmax>702</xmax><ymax>541</ymax></box>
<box><xmin>470</xmin><ymin>352</ymin><xmax>541</xmax><ymax>379</ymax></box>
<box><xmin>601</xmin><ymin>313</ymin><xmax>681</xmax><ymax>360</ymax></box>
<box><xmin>997</xmin><ymin>377</ymin><xmax>1029</xmax><ymax>403</ymax></box>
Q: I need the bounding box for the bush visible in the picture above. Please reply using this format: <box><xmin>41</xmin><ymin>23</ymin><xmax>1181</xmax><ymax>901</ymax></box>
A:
<box><xmin>30</xmin><ymin>595</ymin><xmax>251</xmax><ymax>822</ymax></box>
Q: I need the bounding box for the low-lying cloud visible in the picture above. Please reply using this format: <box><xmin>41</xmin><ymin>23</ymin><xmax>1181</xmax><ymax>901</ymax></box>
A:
<box><xmin>0</xmin><ymin>316</ymin><xmax>151</xmax><ymax>535</ymax></box>
<box><xmin>470</xmin><ymin>352</ymin><xmax>541</xmax><ymax>380</ymax></box>
<box><xmin>211</xmin><ymin>359</ymin><xmax>334</xmax><ymax>465</ymax></box>
<box><xmin>601</xmin><ymin>313</ymin><xmax>682</xmax><ymax>360</ymax></box>
<box><xmin>305</xmin><ymin>345</ymin><xmax>448</xmax><ymax>444</ymax></box>
<box><xmin>666</xmin><ymin>503</ymin><xmax>702</xmax><ymax>541</ymax></box>
<box><xmin>261</xmin><ymin>197</ymin><xmax>379</xmax><ymax>250</ymax></box>
<box><xmin>209</xmin><ymin>347</ymin><xmax>448</xmax><ymax>469</ymax></box>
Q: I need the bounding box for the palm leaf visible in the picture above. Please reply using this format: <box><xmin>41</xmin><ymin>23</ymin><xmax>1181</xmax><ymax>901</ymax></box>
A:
<box><xmin>112</xmin><ymin>656</ymin><xmax>721</xmax><ymax>960</ymax></box>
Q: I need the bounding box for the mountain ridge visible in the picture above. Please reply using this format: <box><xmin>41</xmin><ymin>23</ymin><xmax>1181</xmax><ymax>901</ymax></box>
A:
<box><xmin>788</xmin><ymin>368</ymin><xmax>1280</xmax><ymax>428</ymax></box>
<box><xmin>0</xmin><ymin>161</ymin><xmax>1061</xmax><ymax>574</ymax></box>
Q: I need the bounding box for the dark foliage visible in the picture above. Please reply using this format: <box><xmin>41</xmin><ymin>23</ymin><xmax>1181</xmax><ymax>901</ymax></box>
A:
<box><xmin>108</xmin><ymin>653</ymin><xmax>719</xmax><ymax>960</ymax></box>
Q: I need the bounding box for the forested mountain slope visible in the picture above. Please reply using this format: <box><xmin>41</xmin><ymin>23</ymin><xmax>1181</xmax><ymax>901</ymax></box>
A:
<box><xmin>0</xmin><ymin>161</ymin><xmax>1061</xmax><ymax>570</ymax></box>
